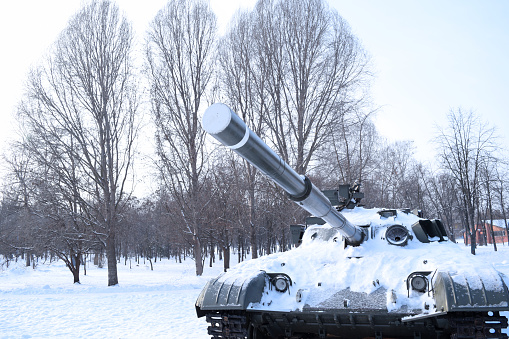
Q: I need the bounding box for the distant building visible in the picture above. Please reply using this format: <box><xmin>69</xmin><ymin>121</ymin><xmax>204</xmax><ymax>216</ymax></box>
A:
<box><xmin>464</xmin><ymin>219</ymin><xmax>509</xmax><ymax>245</ymax></box>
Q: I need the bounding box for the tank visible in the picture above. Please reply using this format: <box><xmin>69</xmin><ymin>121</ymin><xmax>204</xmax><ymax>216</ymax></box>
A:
<box><xmin>196</xmin><ymin>103</ymin><xmax>509</xmax><ymax>339</ymax></box>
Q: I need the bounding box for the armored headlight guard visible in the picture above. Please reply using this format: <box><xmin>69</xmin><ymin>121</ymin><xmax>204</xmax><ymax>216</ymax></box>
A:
<box><xmin>406</xmin><ymin>271</ymin><xmax>432</xmax><ymax>297</ymax></box>
<box><xmin>267</xmin><ymin>273</ymin><xmax>292</xmax><ymax>293</ymax></box>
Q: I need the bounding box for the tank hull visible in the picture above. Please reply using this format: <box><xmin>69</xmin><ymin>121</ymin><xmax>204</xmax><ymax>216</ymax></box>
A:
<box><xmin>196</xmin><ymin>259</ymin><xmax>509</xmax><ymax>338</ymax></box>
<box><xmin>195</xmin><ymin>208</ymin><xmax>509</xmax><ymax>339</ymax></box>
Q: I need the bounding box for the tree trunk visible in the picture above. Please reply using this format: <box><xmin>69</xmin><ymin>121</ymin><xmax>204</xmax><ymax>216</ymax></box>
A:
<box><xmin>466</xmin><ymin>200</ymin><xmax>476</xmax><ymax>255</ymax></box>
<box><xmin>495</xmin><ymin>180</ymin><xmax>508</xmax><ymax>245</ymax></box>
<box><xmin>73</xmin><ymin>254</ymin><xmax>81</xmax><ymax>284</ymax></box>
<box><xmin>209</xmin><ymin>243</ymin><xmax>215</xmax><ymax>267</ymax></box>
<box><xmin>248</xmin><ymin>184</ymin><xmax>258</xmax><ymax>260</ymax></box>
<box><xmin>193</xmin><ymin>234</ymin><xmax>203</xmax><ymax>276</ymax></box>
<box><xmin>106</xmin><ymin>234</ymin><xmax>118</xmax><ymax>286</ymax></box>
<box><xmin>488</xmin><ymin>186</ymin><xmax>497</xmax><ymax>251</ymax></box>
<box><xmin>470</xmin><ymin>232</ymin><xmax>476</xmax><ymax>255</ymax></box>
<box><xmin>223</xmin><ymin>245</ymin><xmax>230</xmax><ymax>273</ymax></box>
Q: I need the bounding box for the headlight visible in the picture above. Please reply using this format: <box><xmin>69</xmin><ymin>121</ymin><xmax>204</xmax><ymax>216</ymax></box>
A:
<box><xmin>411</xmin><ymin>275</ymin><xmax>427</xmax><ymax>292</ymax></box>
<box><xmin>406</xmin><ymin>271</ymin><xmax>431</xmax><ymax>296</ymax></box>
<box><xmin>268</xmin><ymin>273</ymin><xmax>292</xmax><ymax>293</ymax></box>
<box><xmin>385</xmin><ymin>224</ymin><xmax>410</xmax><ymax>246</ymax></box>
<box><xmin>274</xmin><ymin>276</ymin><xmax>289</xmax><ymax>292</ymax></box>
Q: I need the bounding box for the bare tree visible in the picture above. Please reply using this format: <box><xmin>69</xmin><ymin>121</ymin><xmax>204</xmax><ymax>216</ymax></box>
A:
<box><xmin>145</xmin><ymin>0</ymin><xmax>217</xmax><ymax>276</ymax></box>
<box><xmin>436</xmin><ymin>108</ymin><xmax>497</xmax><ymax>254</ymax></box>
<box><xmin>18</xmin><ymin>0</ymin><xmax>138</xmax><ymax>285</ymax></box>
<box><xmin>254</xmin><ymin>0</ymin><xmax>371</xmax><ymax>174</ymax></box>
<box><xmin>16</xmin><ymin>135</ymin><xmax>100</xmax><ymax>282</ymax></box>
<box><xmin>0</xmin><ymin>145</ymin><xmax>39</xmax><ymax>265</ymax></box>
<box><xmin>363</xmin><ymin>140</ymin><xmax>415</xmax><ymax>208</ymax></box>
<box><xmin>218</xmin><ymin>10</ymin><xmax>271</xmax><ymax>259</ymax></box>
<box><xmin>418</xmin><ymin>167</ymin><xmax>458</xmax><ymax>242</ymax></box>
<box><xmin>480</xmin><ymin>154</ymin><xmax>501</xmax><ymax>251</ymax></box>
<box><xmin>206</xmin><ymin>155</ymin><xmax>246</xmax><ymax>271</ymax></box>
<box><xmin>318</xmin><ymin>107</ymin><xmax>378</xmax><ymax>188</ymax></box>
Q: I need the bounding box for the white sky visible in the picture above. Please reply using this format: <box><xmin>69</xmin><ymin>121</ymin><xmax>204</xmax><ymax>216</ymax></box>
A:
<box><xmin>0</xmin><ymin>0</ymin><xmax>507</xmax><ymax>168</ymax></box>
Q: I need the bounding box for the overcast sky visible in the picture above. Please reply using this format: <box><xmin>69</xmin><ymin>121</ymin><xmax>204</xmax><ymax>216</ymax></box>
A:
<box><xmin>0</xmin><ymin>0</ymin><xmax>507</xmax><ymax>169</ymax></box>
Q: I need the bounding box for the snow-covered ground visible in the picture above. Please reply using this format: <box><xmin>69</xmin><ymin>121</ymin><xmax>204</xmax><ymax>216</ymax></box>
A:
<box><xmin>1</xmin><ymin>243</ymin><xmax>509</xmax><ymax>338</ymax></box>
<box><xmin>0</xmin><ymin>256</ymin><xmax>222</xmax><ymax>338</ymax></box>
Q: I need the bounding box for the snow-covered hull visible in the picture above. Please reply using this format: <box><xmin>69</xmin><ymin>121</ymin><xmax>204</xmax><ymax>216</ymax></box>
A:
<box><xmin>197</xmin><ymin>277</ymin><xmax>509</xmax><ymax>338</ymax></box>
<box><xmin>196</xmin><ymin>208</ymin><xmax>509</xmax><ymax>338</ymax></box>
<box><xmin>197</xmin><ymin>272</ymin><xmax>509</xmax><ymax>338</ymax></box>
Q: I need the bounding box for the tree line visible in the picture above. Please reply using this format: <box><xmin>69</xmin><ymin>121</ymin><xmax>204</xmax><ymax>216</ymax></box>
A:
<box><xmin>0</xmin><ymin>0</ymin><xmax>507</xmax><ymax>285</ymax></box>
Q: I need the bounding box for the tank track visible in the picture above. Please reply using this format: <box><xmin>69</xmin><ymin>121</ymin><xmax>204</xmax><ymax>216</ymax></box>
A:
<box><xmin>205</xmin><ymin>311</ymin><xmax>509</xmax><ymax>339</ymax></box>
<box><xmin>449</xmin><ymin>311</ymin><xmax>508</xmax><ymax>339</ymax></box>
<box><xmin>206</xmin><ymin>313</ymin><xmax>248</xmax><ymax>339</ymax></box>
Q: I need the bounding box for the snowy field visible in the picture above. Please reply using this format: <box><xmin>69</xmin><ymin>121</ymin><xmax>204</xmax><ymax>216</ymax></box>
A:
<box><xmin>0</xmin><ymin>255</ymin><xmax>222</xmax><ymax>338</ymax></box>
<box><xmin>1</xmin><ymin>243</ymin><xmax>509</xmax><ymax>338</ymax></box>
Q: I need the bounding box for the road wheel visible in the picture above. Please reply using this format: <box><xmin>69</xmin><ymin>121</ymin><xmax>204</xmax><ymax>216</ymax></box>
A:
<box><xmin>247</xmin><ymin>323</ymin><xmax>269</xmax><ymax>339</ymax></box>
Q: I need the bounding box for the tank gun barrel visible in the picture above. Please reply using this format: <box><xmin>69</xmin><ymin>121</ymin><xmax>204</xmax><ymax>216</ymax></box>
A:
<box><xmin>202</xmin><ymin>103</ymin><xmax>365</xmax><ymax>246</ymax></box>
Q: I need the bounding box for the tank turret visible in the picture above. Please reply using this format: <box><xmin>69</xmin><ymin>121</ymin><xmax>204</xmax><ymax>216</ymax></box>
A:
<box><xmin>196</xmin><ymin>103</ymin><xmax>509</xmax><ymax>339</ymax></box>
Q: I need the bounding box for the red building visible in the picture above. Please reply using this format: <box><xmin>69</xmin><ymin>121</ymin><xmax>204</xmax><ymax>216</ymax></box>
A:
<box><xmin>464</xmin><ymin>219</ymin><xmax>508</xmax><ymax>245</ymax></box>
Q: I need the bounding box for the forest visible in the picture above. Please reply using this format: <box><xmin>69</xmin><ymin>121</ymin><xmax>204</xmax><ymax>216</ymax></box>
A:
<box><xmin>0</xmin><ymin>0</ymin><xmax>507</xmax><ymax>285</ymax></box>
